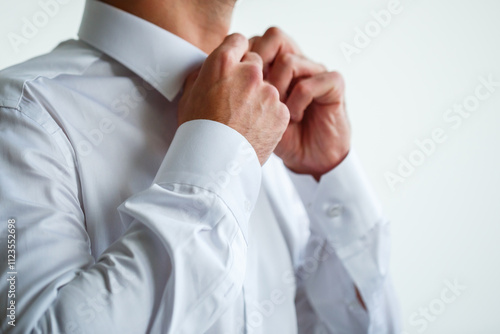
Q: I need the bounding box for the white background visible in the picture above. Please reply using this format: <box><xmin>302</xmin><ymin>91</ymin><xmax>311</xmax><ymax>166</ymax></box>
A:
<box><xmin>1</xmin><ymin>0</ymin><xmax>499</xmax><ymax>333</ymax></box>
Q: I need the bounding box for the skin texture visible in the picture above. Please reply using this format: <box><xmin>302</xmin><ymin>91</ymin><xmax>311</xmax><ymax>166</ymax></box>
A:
<box><xmin>179</xmin><ymin>33</ymin><xmax>290</xmax><ymax>165</ymax></box>
<box><xmin>249</xmin><ymin>28</ymin><xmax>351</xmax><ymax>180</ymax></box>
<box><xmin>100</xmin><ymin>0</ymin><xmax>237</xmax><ymax>54</ymax></box>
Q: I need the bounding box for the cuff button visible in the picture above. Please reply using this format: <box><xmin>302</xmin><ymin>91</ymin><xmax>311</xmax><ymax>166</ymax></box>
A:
<box><xmin>326</xmin><ymin>204</ymin><xmax>343</xmax><ymax>218</ymax></box>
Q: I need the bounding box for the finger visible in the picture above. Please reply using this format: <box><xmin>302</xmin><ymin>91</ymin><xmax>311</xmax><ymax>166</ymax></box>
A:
<box><xmin>286</xmin><ymin>71</ymin><xmax>345</xmax><ymax>122</ymax></box>
<box><xmin>241</xmin><ymin>51</ymin><xmax>264</xmax><ymax>71</ymax></box>
<box><xmin>267</xmin><ymin>53</ymin><xmax>326</xmax><ymax>102</ymax></box>
<box><xmin>249</xmin><ymin>36</ymin><xmax>272</xmax><ymax>76</ymax></box>
<box><xmin>250</xmin><ymin>27</ymin><xmax>302</xmax><ymax>66</ymax></box>
<box><xmin>248</xmin><ymin>36</ymin><xmax>259</xmax><ymax>51</ymax></box>
<box><xmin>215</xmin><ymin>33</ymin><xmax>249</xmax><ymax>62</ymax></box>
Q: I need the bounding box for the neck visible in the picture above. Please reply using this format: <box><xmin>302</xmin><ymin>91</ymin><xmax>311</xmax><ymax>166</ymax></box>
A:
<box><xmin>101</xmin><ymin>0</ymin><xmax>235</xmax><ymax>54</ymax></box>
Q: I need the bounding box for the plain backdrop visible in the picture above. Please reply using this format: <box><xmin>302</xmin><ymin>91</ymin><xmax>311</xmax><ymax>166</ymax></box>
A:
<box><xmin>1</xmin><ymin>0</ymin><xmax>499</xmax><ymax>333</ymax></box>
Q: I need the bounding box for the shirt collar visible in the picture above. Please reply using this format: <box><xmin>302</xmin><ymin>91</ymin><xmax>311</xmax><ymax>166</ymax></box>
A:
<box><xmin>78</xmin><ymin>0</ymin><xmax>208</xmax><ymax>101</ymax></box>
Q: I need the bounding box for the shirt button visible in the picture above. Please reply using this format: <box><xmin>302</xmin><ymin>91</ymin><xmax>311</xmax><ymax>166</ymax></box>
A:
<box><xmin>326</xmin><ymin>204</ymin><xmax>343</xmax><ymax>218</ymax></box>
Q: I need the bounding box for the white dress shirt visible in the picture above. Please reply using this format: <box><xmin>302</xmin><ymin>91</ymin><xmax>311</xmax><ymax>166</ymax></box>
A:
<box><xmin>0</xmin><ymin>1</ymin><xmax>400</xmax><ymax>333</ymax></box>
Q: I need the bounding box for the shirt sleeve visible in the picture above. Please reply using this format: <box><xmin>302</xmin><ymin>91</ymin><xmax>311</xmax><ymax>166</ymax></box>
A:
<box><xmin>287</xmin><ymin>151</ymin><xmax>401</xmax><ymax>334</ymax></box>
<box><xmin>0</xmin><ymin>105</ymin><xmax>261</xmax><ymax>334</ymax></box>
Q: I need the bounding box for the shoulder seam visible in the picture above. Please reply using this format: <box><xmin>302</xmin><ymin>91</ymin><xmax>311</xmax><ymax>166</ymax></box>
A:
<box><xmin>13</xmin><ymin>49</ymin><xmax>105</xmax><ymax>110</ymax></box>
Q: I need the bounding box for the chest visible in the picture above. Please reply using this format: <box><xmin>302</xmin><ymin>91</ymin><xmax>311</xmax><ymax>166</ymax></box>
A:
<box><xmin>55</xmin><ymin>77</ymin><xmax>300</xmax><ymax>331</ymax></box>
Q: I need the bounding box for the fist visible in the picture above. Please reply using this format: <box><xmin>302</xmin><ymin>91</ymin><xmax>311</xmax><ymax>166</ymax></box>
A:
<box><xmin>178</xmin><ymin>33</ymin><xmax>290</xmax><ymax>165</ymax></box>
<box><xmin>250</xmin><ymin>27</ymin><xmax>351</xmax><ymax>180</ymax></box>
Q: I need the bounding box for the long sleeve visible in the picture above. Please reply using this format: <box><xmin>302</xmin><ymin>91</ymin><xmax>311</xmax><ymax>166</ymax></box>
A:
<box><xmin>0</xmin><ymin>105</ymin><xmax>261</xmax><ymax>333</ymax></box>
<box><xmin>287</xmin><ymin>151</ymin><xmax>401</xmax><ymax>334</ymax></box>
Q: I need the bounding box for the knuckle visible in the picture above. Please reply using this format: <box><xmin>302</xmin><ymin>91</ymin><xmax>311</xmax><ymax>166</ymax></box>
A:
<box><xmin>329</xmin><ymin>71</ymin><xmax>345</xmax><ymax>85</ymax></box>
<box><xmin>246</xmin><ymin>51</ymin><xmax>263</xmax><ymax>64</ymax></box>
<box><xmin>263</xmin><ymin>83</ymin><xmax>280</xmax><ymax>101</ymax></box>
<box><xmin>265</xmin><ymin>27</ymin><xmax>283</xmax><ymax>39</ymax></box>
<box><xmin>278</xmin><ymin>104</ymin><xmax>290</xmax><ymax>124</ymax></box>
<box><xmin>225</xmin><ymin>33</ymin><xmax>248</xmax><ymax>50</ymax></box>
<box><xmin>217</xmin><ymin>50</ymin><xmax>233</xmax><ymax>68</ymax></box>
<box><xmin>296</xmin><ymin>81</ymin><xmax>311</xmax><ymax>97</ymax></box>
<box><xmin>230</xmin><ymin>32</ymin><xmax>247</xmax><ymax>44</ymax></box>
<box><xmin>249</xmin><ymin>50</ymin><xmax>262</xmax><ymax>59</ymax></box>
<box><xmin>244</xmin><ymin>63</ymin><xmax>263</xmax><ymax>84</ymax></box>
<box><xmin>276</xmin><ymin>52</ymin><xmax>294</xmax><ymax>68</ymax></box>
<box><xmin>248</xmin><ymin>36</ymin><xmax>259</xmax><ymax>48</ymax></box>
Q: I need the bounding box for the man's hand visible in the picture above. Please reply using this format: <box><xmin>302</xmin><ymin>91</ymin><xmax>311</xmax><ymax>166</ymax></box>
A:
<box><xmin>179</xmin><ymin>33</ymin><xmax>290</xmax><ymax>165</ymax></box>
<box><xmin>250</xmin><ymin>28</ymin><xmax>351</xmax><ymax>180</ymax></box>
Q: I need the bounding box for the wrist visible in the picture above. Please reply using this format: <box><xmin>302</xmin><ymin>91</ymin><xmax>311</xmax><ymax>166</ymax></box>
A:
<box><xmin>286</xmin><ymin>148</ymin><xmax>350</xmax><ymax>182</ymax></box>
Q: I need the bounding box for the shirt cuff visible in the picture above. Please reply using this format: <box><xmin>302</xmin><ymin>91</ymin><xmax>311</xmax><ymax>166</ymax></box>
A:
<box><xmin>153</xmin><ymin>119</ymin><xmax>262</xmax><ymax>242</ymax></box>
<box><xmin>287</xmin><ymin>150</ymin><xmax>383</xmax><ymax>249</ymax></box>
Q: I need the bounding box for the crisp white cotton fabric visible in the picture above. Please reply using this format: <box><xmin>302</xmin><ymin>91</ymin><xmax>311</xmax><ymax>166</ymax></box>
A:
<box><xmin>0</xmin><ymin>1</ymin><xmax>400</xmax><ymax>333</ymax></box>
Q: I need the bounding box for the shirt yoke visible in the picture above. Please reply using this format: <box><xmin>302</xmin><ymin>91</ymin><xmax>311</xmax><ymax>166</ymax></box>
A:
<box><xmin>0</xmin><ymin>39</ymin><xmax>104</xmax><ymax>126</ymax></box>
